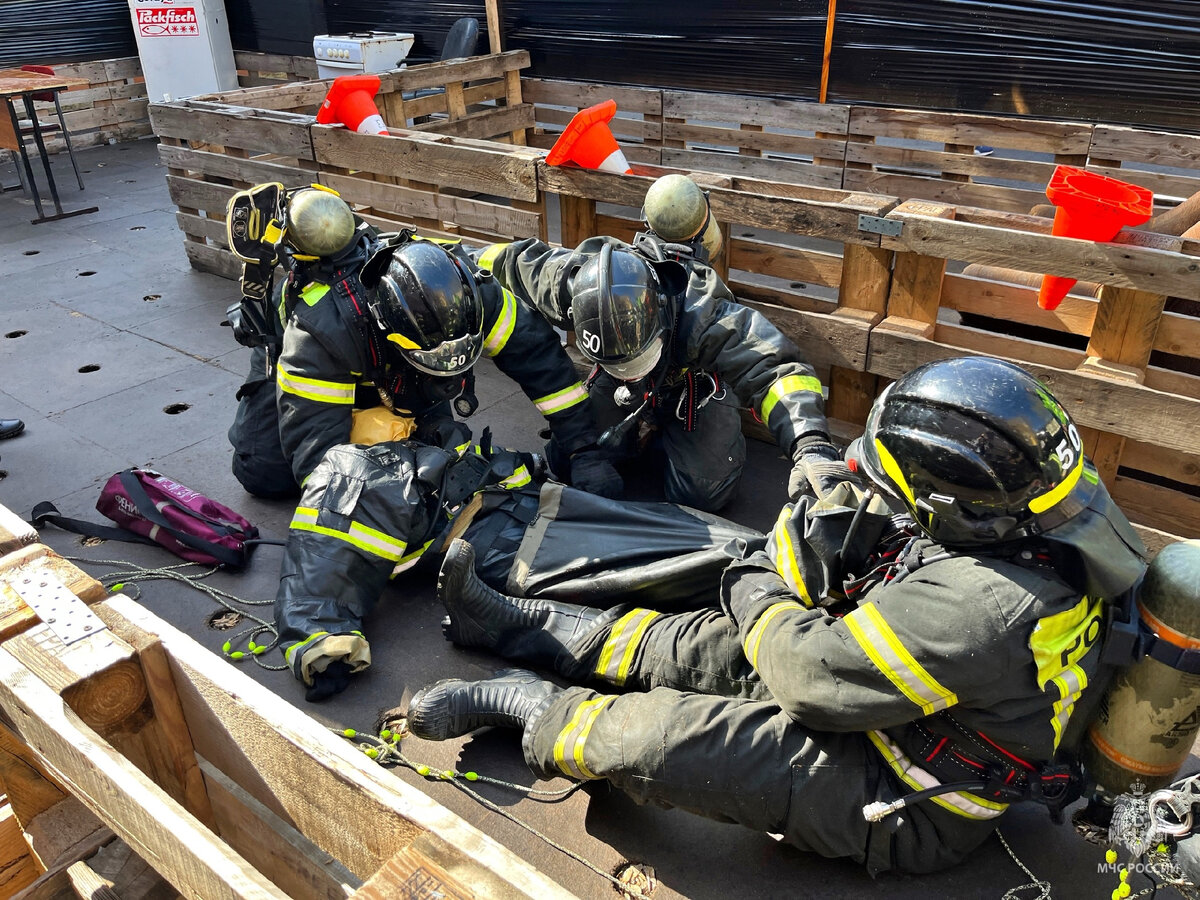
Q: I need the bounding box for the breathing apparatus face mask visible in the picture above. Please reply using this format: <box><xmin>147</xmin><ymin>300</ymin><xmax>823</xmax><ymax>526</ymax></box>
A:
<box><xmin>601</xmin><ymin>336</ymin><xmax>664</xmax><ymax>382</ymax></box>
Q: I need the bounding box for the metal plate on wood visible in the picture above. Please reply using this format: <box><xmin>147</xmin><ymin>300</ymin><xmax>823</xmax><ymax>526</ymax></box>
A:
<box><xmin>858</xmin><ymin>214</ymin><xmax>903</xmax><ymax>237</ymax></box>
<box><xmin>12</xmin><ymin>567</ymin><xmax>107</xmax><ymax>645</ymax></box>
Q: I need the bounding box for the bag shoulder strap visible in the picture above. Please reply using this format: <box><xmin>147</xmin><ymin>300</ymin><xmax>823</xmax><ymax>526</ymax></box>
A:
<box><xmin>30</xmin><ymin>500</ymin><xmax>158</xmax><ymax>547</ymax></box>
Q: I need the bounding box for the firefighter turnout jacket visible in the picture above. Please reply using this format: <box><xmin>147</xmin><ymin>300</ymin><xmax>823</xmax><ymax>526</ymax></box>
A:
<box><xmin>275</xmin><ymin>241</ymin><xmax>597</xmax><ymax>483</ymax></box>
<box><xmin>477</xmin><ymin>236</ymin><xmax>830</xmax><ymax>458</ymax></box>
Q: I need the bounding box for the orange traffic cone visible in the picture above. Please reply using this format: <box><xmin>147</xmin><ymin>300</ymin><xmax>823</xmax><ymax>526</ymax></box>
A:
<box><xmin>316</xmin><ymin>74</ymin><xmax>389</xmax><ymax>135</ymax></box>
<box><xmin>545</xmin><ymin>99</ymin><xmax>632</xmax><ymax>175</ymax></box>
<box><xmin>1038</xmin><ymin>166</ymin><xmax>1153</xmax><ymax>310</ymax></box>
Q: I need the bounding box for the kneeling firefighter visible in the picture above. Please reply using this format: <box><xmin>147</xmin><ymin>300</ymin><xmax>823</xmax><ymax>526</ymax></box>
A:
<box><xmin>225</xmin><ymin>182</ymin><xmax>376</xmax><ymax>498</ymax></box>
<box><xmin>225</xmin><ymin>181</ymin><xmax>619</xmax><ymax>500</ymax></box>
<box><xmin>404</xmin><ymin>356</ymin><xmax>1150</xmax><ymax>874</ymax></box>
<box><xmin>476</xmin><ymin>191</ymin><xmax>832</xmax><ymax>512</ymax></box>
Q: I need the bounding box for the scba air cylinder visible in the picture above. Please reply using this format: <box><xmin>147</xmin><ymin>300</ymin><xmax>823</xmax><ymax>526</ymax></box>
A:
<box><xmin>1084</xmin><ymin>539</ymin><xmax>1200</xmax><ymax>795</ymax></box>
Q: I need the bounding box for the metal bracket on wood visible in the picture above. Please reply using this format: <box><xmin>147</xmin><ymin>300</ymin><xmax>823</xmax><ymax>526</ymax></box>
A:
<box><xmin>12</xmin><ymin>568</ymin><xmax>108</xmax><ymax>645</ymax></box>
<box><xmin>858</xmin><ymin>214</ymin><xmax>903</xmax><ymax>237</ymax></box>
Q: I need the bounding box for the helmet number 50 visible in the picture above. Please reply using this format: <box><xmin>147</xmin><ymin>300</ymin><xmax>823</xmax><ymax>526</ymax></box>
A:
<box><xmin>1054</xmin><ymin>423</ymin><xmax>1082</xmax><ymax>472</ymax></box>
<box><xmin>580</xmin><ymin>329</ymin><xmax>601</xmax><ymax>355</ymax></box>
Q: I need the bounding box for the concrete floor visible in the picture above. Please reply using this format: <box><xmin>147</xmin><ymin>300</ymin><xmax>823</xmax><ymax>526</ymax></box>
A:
<box><xmin>0</xmin><ymin>138</ymin><xmax>1180</xmax><ymax>900</ymax></box>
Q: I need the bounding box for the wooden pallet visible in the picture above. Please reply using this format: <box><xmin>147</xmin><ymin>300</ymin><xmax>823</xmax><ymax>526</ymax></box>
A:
<box><xmin>0</xmin><ymin>510</ymin><xmax>576</xmax><ymax>900</ymax></box>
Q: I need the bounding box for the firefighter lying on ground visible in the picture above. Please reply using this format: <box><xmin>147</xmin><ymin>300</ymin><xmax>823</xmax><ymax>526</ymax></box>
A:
<box><xmin>401</xmin><ymin>356</ymin><xmax>1148</xmax><ymax>875</ymax></box>
<box><xmin>225</xmin><ymin>185</ymin><xmax>620</xmax><ymax>501</ymax></box>
<box><xmin>277</xmin><ymin>434</ymin><xmax>763</xmax><ymax>701</ymax></box>
<box><xmin>476</xmin><ymin>177</ymin><xmax>831</xmax><ymax>512</ymax></box>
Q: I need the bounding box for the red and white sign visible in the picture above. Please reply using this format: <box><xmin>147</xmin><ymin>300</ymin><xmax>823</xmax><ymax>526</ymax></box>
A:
<box><xmin>136</xmin><ymin>6</ymin><xmax>199</xmax><ymax>37</ymax></box>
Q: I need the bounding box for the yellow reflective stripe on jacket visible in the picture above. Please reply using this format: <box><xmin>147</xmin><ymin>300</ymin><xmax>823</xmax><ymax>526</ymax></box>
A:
<box><xmin>290</xmin><ymin>506</ymin><xmax>407</xmax><ymax>562</ymax></box>
<box><xmin>768</xmin><ymin>506</ymin><xmax>814</xmax><ymax>608</ymax></box>
<box><xmin>300</xmin><ymin>282</ymin><xmax>330</xmax><ymax>306</ymax></box>
<box><xmin>476</xmin><ymin>242</ymin><xmax>510</xmax><ymax>272</ymax></box>
<box><xmin>844</xmin><ymin>603</ymin><xmax>958</xmax><ymax>715</ymax></box>
<box><xmin>1030</xmin><ymin>594</ymin><xmax>1101</xmax><ymax>749</ymax></box>
<box><xmin>483</xmin><ymin>287</ymin><xmax>518</xmax><ymax>357</ymax></box>
<box><xmin>594</xmin><ymin>608</ymin><xmax>660</xmax><ymax>686</ymax></box>
<box><xmin>277</xmin><ymin>365</ymin><xmax>356</xmax><ymax>405</ymax></box>
<box><xmin>391</xmin><ymin>539</ymin><xmax>434</xmax><ymax>576</ymax></box>
<box><xmin>501</xmin><ymin>465</ymin><xmax>531</xmax><ymax>489</ymax></box>
<box><xmin>867</xmin><ymin>731</ymin><xmax>1009</xmax><ymax>820</ymax></box>
<box><xmin>553</xmin><ymin>695</ymin><xmax>616</xmax><ymax>780</ymax></box>
<box><xmin>743</xmin><ymin>600</ymin><xmax>804</xmax><ymax>670</ymax></box>
<box><xmin>535</xmin><ymin>382</ymin><xmax>589</xmax><ymax>416</ymax></box>
<box><xmin>759</xmin><ymin>374</ymin><xmax>823</xmax><ymax>424</ymax></box>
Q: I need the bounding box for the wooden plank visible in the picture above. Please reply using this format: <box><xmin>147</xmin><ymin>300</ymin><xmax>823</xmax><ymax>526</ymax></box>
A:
<box><xmin>0</xmin><ymin>802</ymin><xmax>40</xmax><ymax>895</ymax></box>
<box><xmin>663</xmin><ymin>90</ymin><xmax>849</xmax><ymax>132</ymax></box>
<box><xmin>1090</xmin><ymin>125</ymin><xmax>1200</xmax><ymax>169</ymax></box>
<box><xmin>1088</xmin><ymin>165</ymin><xmax>1200</xmax><ymax>205</ymax></box>
<box><xmin>0</xmin><ymin>646</ymin><xmax>291</xmax><ymax>900</ymax></box>
<box><xmin>886</xmin><ymin>203</ymin><xmax>954</xmax><ymax>326</ymax></box>
<box><xmin>176</xmin><ymin>211</ymin><xmax>229</xmax><ymax>246</ymax></box>
<box><xmin>1111</xmin><ymin>476</ymin><xmax>1200</xmax><ymax>539</ymax></box>
<box><xmin>535</xmin><ymin>104</ymin><xmax>660</xmax><ymax>142</ymax></box>
<box><xmin>867</xmin><ymin>327</ymin><xmax>1200</xmax><ymax>457</ymax></box>
<box><xmin>184</xmin><ymin>242</ymin><xmax>241</xmax><ymax>280</ymax></box>
<box><xmin>165</xmin><ymin>175</ymin><xmax>237</xmax><ymax>216</ymax></box>
<box><xmin>199</xmin><ymin>757</ymin><xmax>358</xmax><ymax>900</ymax></box>
<box><xmin>98</xmin><ymin>596</ymin><xmax>580</xmax><ymax>900</ymax></box>
<box><xmin>879</xmin><ymin>202</ymin><xmax>1200</xmax><ymax>301</ymax></box>
<box><xmin>485</xmin><ymin>0</ymin><xmax>503</xmax><ymax>53</ymax></box>
<box><xmin>844</xmin><ymin>141</ymin><xmax>1058</xmax><ymax>185</ymax></box>
<box><xmin>147</xmin><ymin>102</ymin><xmax>315</xmax><ymax>159</ymax></box>
<box><xmin>0</xmin><ymin>507</ymin><xmax>38</xmax><ymax>557</ymax></box>
<box><xmin>352</xmin><ymin>846</ymin><xmax>477</xmax><ymax>900</ymax></box>
<box><xmin>738</xmin><ymin>300</ymin><xmax>869</xmax><ymax>372</ymax></box>
<box><xmin>843</xmin><ymin>168</ymin><xmax>1046</xmax><ymax>215</ymax></box>
<box><xmin>661</xmin><ymin>148</ymin><xmax>844</xmax><ymax>189</ymax></box>
<box><xmin>413</xmin><ymin>104</ymin><xmax>534</xmax><ymax>142</ymax></box>
<box><xmin>313</xmin><ymin>127</ymin><xmax>539</xmax><ymax>201</ymax></box>
<box><xmin>559</xmin><ymin>194</ymin><xmax>597</xmax><ymax>250</ymax></box>
<box><xmin>728</xmin><ymin>239</ymin><xmax>843</xmax><ymax>289</ymax></box>
<box><xmin>1086</xmin><ymin>285</ymin><xmax>1167</xmax><ymax>369</ymax></box>
<box><xmin>663</xmin><ymin>121</ymin><xmax>845</xmax><ymax>159</ymax></box>
<box><xmin>593</xmin><ymin>213</ymin><xmax>639</xmax><ymax>243</ymax></box>
<box><xmin>522</xmin><ymin>78</ymin><xmax>663</xmax><ymax>116</ymax></box>
<box><xmin>942</xmin><ymin>272</ymin><xmax>1097</xmax><ymax>337</ymax></box>
<box><xmin>379</xmin><ymin>51</ymin><xmax>530</xmax><ymax>95</ymax></box>
<box><xmin>320</xmin><ymin>171</ymin><xmax>541</xmax><ymax>237</ymax></box>
<box><xmin>1122</xmin><ymin>438</ymin><xmax>1200</xmax><ymax>490</ymax></box>
<box><xmin>157</xmin><ymin>144</ymin><xmax>313</xmax><ymax>186</ymax></box>
<box><xmin>847</xmin><ymin>107</ymin><xmax>1093</xmax><ymax>155</ymax></box>
<box><xmin>1154</xmin><ymin>309</ymin><xmax>1200</xmax><ymax>359</ymax></box>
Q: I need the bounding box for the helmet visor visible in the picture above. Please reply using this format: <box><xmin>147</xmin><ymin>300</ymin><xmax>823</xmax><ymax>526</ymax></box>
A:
<box><xmin>400</xmin><ymin>332</ymin><xmax>482</xmax><ymax>377</ymax></box>
<box><xmin>600</xmin><ymin>337</ymin><xmax>663</xmax><ymax>381</ymax></box>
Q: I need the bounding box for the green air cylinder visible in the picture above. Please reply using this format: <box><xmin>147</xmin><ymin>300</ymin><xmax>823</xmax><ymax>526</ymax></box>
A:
<box><xmin>1083</xmin><ymin>539</ymin><xmax>1200</xmax><ymax>795</ymax></box>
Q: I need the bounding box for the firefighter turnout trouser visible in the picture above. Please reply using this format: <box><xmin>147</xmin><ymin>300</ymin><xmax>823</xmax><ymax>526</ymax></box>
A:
<box><xmin>525</xmin><ymin>606</ymin><xmax>998</xmax><ymax>874</ymax></box>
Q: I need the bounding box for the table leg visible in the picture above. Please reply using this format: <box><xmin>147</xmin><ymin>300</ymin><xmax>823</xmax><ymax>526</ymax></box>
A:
<box><xmin>5</xmin><ymin>96</ymin><xmax>44</xmax><ymax>219</ymax></box>
<box><xmin>17</xmin><ymin>93</ymin><xmax>96</xmax><ymax>224</ymax></box>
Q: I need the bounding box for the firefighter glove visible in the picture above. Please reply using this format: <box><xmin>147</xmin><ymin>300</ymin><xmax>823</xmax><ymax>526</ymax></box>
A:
<box><xmin>570</xmin><ymin>449</ymin><xmax>624</xmax><ymax>499</ymax></box>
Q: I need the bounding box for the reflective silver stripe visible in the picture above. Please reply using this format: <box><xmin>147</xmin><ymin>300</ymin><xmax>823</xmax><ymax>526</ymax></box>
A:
<box><xmin>767</xmin><ymin>505</ymin><xmax>813</xmax><ymax>608</ymax></box>
<box><xmin>1049</xmin><ymin>666</ymin><xmax>1086</xmax><ymax>747</ymax></box>
<box><xmin>743</xmin><ymin>600</ymin><xmax>803</xmax><ymax>670</ymax></box>
<box><xmin>552</xmin><ymin>695</ymin><xmax>616</xmax><ymax>779</ymax></box>
<box><xmin>501</xmin><ymin>465</ymin><xmax>531</xmax><ymax>489</ymax></box>
<box><xmin>483</xmin><ymin>288</ymin><xmax>518</xmax><ymax>357</ymax></box>
<box><xmin>290</xmin><ymin>506</ymin><xmax>407</xmax><ymax>561</ymax></box>
<box><xmin>535</xmin><ymin>382</ymin><xmax>588</xmax><ymax>415</ymax></box>
<box><xmin>844</xmin><ymin>603</ymin><xmax>957</xmax><ymax>715</ymax></box>
<box><xmin>277</xmin><ymin>366</ymin><xmax>356</xmax><ymax>405</ymax></box>
<box><xmin>391</xmin><ymin>539</ymin><xmax>433</xmax><ymax>576</ymax></box>
<box><xmin>867</xmin><ymin>731</ymin><xmax>1008</xmax><ymax>820</ymax></box>
<box><xmin>593</xmin><ymin>609</ymin><xmax>660</xmax><ymax>686</ymax></box>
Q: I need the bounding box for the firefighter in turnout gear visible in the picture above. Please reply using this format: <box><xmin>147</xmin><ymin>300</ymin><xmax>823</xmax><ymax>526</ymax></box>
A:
<box><xmin>402</xmin><ymin>356</ymin><xmax>1148</xmax><ymax>874</ymax></box>
<box><xmin>475</xmin><ymin>217</ymin><xmax>832</xmax><ymax>512</ymax></box>
<box><xmin>274</xmin><ymin>229</ymin><xmax>619</xmax><ymax>495</ymax></box>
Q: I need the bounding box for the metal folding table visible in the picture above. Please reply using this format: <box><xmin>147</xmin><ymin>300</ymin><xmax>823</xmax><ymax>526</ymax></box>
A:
<box><xmin>0</xmin><ymin>68</ymin><xmax>99</xmax><ymax>224</ymax></box>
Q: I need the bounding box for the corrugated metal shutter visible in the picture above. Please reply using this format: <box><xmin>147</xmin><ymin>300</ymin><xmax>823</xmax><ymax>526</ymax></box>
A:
<box><xmin>0</xmin><ymin>0</ymin><xmax>136</xmax><ymax>67</ymax></box>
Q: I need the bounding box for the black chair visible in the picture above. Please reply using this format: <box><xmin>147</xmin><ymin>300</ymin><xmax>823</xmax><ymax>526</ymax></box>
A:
<box><xmin>405</xmin><ymin>18</ymin><xmax>483</xmax><ymax>111</ymax></box>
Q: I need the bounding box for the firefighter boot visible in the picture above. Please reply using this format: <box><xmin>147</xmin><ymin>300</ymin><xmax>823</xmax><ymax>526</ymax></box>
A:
<box><xmin>405</xmin><ymin>668</ymin><xmax>562</xmax><ymax>741</ymax></box>
<box><xmin>438</xmin><ymin>539</ymin><xmax>605</xmax><ymax>668</ymax></box>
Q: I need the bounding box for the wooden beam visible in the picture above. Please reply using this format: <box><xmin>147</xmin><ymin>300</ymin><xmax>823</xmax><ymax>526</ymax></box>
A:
<box><xmin>0</xmin><ymin>645</ymin><xmax>291</xmax><ymax>900</ymax></box>
<box><xmin>485</xmin><ymin>0</ymin><xmax>504</xmax><ymax>55</ymax></box>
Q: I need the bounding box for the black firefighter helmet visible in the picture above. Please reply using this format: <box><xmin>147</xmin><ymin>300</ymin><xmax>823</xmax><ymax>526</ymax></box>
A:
<box><xmin>359</xmin><ymin>238</ymin><xmax>484</xmax><ymax>377</ymax></box>
<box><xmin>848</xmin><ymin>356</ymin><xmax>1145</xmax><ymax>596</ymax></box>
<box><xmin>569</xmin><ymin>242</ymin><xmax>687</xmax><ymax>381</ymax></box>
